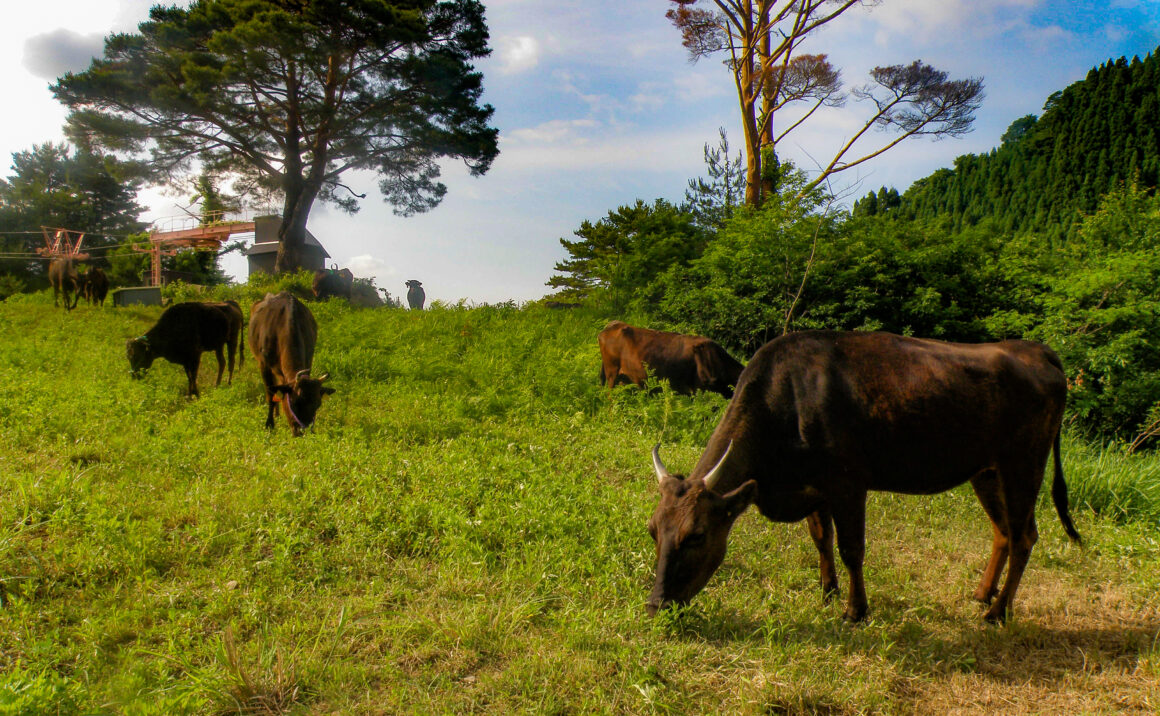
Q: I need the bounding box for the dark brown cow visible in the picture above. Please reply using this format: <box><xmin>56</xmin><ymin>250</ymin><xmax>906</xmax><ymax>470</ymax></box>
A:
<box><xmin>646</xmin><ymin>330</ymin><xmax>1081</xmax><ymax>624</ymax></box>
<box><xmin>126</xmin><ymin>301</ymin><xmax>244</xmax><ymax>396</ymax></box>
<box><xmin>48</xmin><ymin>258</ymin><xmax>79</xmax><ymax>309</ymax></box>
<box><xmin>599</xmin><ymin>321</ymin><xmax>744</xmax><ymax>398</ymax></box>
<box><xmin>313</xmin><ymin>268</ymin><xmax>354</xmax><ymax>301</ymax></box>
<box><xmin>249</xmin><ymin>291</ymin><xmax>335</xmax><ymax>436</ymax></box>
<box><xmin>78</xmin><ymin>266</ymin><xmax>109</xmax><ymax>306</ymax></box>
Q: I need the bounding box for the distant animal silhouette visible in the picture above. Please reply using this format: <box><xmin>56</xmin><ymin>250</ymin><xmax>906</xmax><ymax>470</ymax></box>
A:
<box><xmin>48</xmin><ymin>258</ymin><xmax>80</xmax><ymax>309</ymax></box>
<box><xmin>406</xmin><ymin>280</ymin><xmax>425</xmax><ymax>310</ymax></box>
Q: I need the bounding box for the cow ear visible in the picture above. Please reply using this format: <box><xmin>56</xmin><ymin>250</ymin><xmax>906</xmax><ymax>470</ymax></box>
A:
<box><xmin>721</xmin><ymin>480</ymin><xmax>757</xmax><ymax>517</ymax></box>
<box><xmin>321</xmin><ymin>387</ymin><xmax>336</xmax><ymax>396</ymax></box>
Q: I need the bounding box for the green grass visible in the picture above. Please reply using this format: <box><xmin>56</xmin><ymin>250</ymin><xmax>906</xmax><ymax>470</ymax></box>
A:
<box><xmin>1</xmin><ymin>291</ymin><xmax>1159</xmax><ymax>714</ymax></box>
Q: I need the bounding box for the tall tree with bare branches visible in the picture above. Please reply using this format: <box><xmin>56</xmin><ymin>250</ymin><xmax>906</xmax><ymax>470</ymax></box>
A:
<box><xmin>666</xmin><ymin>0</ymin><xmax>984</xmax><ymax>206</ymax></box>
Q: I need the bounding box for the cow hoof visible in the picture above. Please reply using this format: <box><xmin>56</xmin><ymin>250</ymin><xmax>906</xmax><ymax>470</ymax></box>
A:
<box><xmin>982</xmin><ymin>606</ymin><xmax>1009</xmax><ymax>624</ymax></box>
<box><xmin>842</xmin><ymin>607</ymin><xmax>867</xmax><ymax>623</ymax></box>
<box><xmin>972</xmin><ymin>588</ymin><xmax>997</xmax><ymax>605</ymax></box>
<box><xmin>821</xmin><ymin>584</ymin><xmax>840</xmax><ymax>604</ymax></box>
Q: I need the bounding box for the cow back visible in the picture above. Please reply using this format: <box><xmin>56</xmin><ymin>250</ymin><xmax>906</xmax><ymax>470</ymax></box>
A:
<box><xmin>698</xmin><ymin>331</ymin><xmax>1067</xmax><ymax>499</ymax></box>
<box><xmin>249</xmin><ymin>292</ymin><xmax>318</xmax><ymax>382</ymax></box>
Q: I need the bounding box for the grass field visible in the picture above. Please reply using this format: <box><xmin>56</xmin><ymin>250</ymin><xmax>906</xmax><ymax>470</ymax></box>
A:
<box><xmin>2</xmin><ymin>290</ymin><xmax>1159</xmax><ymax>714</ymax></box>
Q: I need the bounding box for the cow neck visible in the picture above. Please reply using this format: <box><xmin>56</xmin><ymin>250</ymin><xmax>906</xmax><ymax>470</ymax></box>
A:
<box><xmin>694</xmin><ymin>441</ymin><xmax>744</xmax><ymax>495</ymax></box>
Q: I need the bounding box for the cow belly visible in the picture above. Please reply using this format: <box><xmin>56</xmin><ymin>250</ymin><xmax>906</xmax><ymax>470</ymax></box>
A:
<box><xmin>754</xmin><ymin>488</ymin><xmax>825</xmax><ymax>523</ymax></box>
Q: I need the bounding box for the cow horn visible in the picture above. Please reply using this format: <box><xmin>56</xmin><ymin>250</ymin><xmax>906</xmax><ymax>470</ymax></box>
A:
<box><xmin>294</xmin><ymin>369</ymin><xmax>311</xmax><ymax>382</ymax></box>
<box><xmin>702</xmin><ymin>440</ymin><xmax>734</xmax><ymax>493</ymax></box>
<box><xmin>652</xmin><ymin>444</ymin><xmax>672</xmax><ymax>483</ymax></box>
<box><xmin>317</xmin><ymin>373</ymin><xmax>330</xmax><ymax>382</ymax></box>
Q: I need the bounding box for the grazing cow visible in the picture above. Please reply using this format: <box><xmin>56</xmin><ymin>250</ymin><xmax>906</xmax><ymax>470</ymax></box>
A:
<box><xmin>126</xmin><ymin>301</ymin><xmax>244</xmax><ymax>396</ymax></box>
<box><xmin>313</xmin><ymin>267</ymin><xmax>354</xmax><ymax>301</ymax></box>
<box><xmin>598</xmin><ymin>321</ymin><xmax>744</xmax><ymax>399</ymax></box>
<box><xmin>78</xmin><ymin>266</ymin><xmax>109</xmax><ymax>306</ymax></box>
<box><xmin>405</xmin><ymin>280</ymin><xmax>425</xmax><ymax>310</ymax></box>
<box><xmin>646</xmin><ymin>331</ymin><xmax>1081</xmax><ymax>624</ymax></box>
<box><xmin>48</xmin><ymin>258</ymin><xmax>79</xmax><ymax>309</ymax></box>
<box><xmin>249</xmin><ymin>291</ymin><xmax>335</xmax><ymax>436</ymax></box>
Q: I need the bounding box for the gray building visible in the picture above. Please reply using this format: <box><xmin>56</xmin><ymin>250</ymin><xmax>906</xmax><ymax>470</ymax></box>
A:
<box><xmin>245</xmin><ymin>215</ymin><xmax>331</xmax><ymax>275</ymax></box>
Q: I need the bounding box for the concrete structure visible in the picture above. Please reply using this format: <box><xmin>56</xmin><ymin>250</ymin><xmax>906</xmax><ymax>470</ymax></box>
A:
<box><xmin>245</xmin><ymin>215</ymin><xmax>330</xmax><ymax>276</ymax></box>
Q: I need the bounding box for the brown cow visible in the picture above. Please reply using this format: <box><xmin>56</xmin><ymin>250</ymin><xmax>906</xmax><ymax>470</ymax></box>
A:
<box><xmin>126</xmin><ymin>301</ymin><xmax>244</xmax><ymax>396</ymax></box>
<box><xmin>48</xmin><ymin>258</ymin><xmax>79</xmax><ymax>309</ymax></box>
<box><xmin>598</xmin><ymin>321</ymin><xmax>743</xmax><ymax>398</ymax></box>
<box><xmin>646</xmin><ymin>330</ymin><xmax>1081</xmax><ymax>624</ymax></box>
<box><xmin>313</xmin><ymin>267</ymin><xmax>354</xmax><ymax>301</ymax></box>
<box><xmin>249</xmin><ymin>291</ymin><xmax>335</xmax><ymax>436</ymax></box>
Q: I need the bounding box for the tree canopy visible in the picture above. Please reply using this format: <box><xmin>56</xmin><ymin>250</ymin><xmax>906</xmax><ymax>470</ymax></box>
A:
<box><xmin>54</xmin><ymin>0</ymin><xmax>499</xmax><ymax>272</ymax></box>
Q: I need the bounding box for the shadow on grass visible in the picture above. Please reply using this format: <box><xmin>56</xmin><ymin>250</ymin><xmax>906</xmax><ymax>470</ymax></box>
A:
<box><xmin>660</xmin><ymin>595</ymin><xmax>1160</xmax><ymax>687</ymax></box>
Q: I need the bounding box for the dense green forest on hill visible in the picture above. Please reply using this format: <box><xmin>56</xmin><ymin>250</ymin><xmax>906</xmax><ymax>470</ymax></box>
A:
<box><xmin>853</xmin><ymin>49</ymin><xmax>1160</xmax><ymax>240</ymax></box>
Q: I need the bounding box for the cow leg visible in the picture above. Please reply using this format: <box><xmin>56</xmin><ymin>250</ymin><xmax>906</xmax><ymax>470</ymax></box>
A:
<box><xmin>830</xmin><ymin>492</ymin><xmax>869</xmax><ymax>622</ymax></box>
<box><xmin>226</xmin><ymin>335</ymin><xmax>237</xmax><ymax>384</ymax></box>
<box><xmin>969</xmin><ymin>470</ymin><xmax>1009</xmax><ymax>604</ymax></box>
<box><xmin>983</xmin><ymin>467</ymin><xmax>1043</xmax><ymax>624</ymax></box>
<box><xmin>214</xmin><ymin>346</ymin><xmax>226</xmax><ymax>386</ymax></box>
<box><xmin>185</xmin><ymin>355</ymin><xmax>201</xmax><ymax>397</ymax></box>
<box><xmin>805</xmin><ymin>508</ymin><xmax>840</xmax><ymax>601</ymax></box>
<box><xmin>262</xmin><ymin>367</ymin><xmax>278</xmax><ymax>429</ymax></box>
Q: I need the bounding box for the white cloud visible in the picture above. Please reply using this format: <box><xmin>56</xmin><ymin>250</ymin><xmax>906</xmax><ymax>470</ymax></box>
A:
<box><xmin>348</xmin><ymin>254</ymin><xmax>397</xmax><ymax>280</ymax></box>
<box><xmin>22</xmin><ymin>29</ymin><xmax>104</xmax><ymax>79</ymax></box>
<box><xmin>506</xmin><ymin>119</ymin><xmax>599</xmax><ymax>145</ymax></box>
<box><xmin>497</xmin><ymin>35</ymin><xmax>541</xmax><ymax>74</ymax></box>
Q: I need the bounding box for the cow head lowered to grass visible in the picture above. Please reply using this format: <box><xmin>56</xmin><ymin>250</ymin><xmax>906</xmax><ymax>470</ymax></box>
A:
<box><xmin>645</xmin><ymin>330</ymin><xmax>1082</xmax><ymax>624</ymax></box>
<box><xmin>249</xmin><ymin>292</ymin><xmax>335</xmax><ymax>436</ymax></box>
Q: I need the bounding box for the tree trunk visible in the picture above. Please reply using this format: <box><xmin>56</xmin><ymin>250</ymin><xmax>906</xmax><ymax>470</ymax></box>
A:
<box><xmin>274</xmin><ymin>178</ymin><xmax>321</xmax><ymax>274</ymax></box>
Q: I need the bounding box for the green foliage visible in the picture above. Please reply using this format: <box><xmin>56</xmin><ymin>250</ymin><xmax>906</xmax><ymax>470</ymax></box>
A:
<box><xmin>0</xmin><ymin>142</ymin><xmax>145</xmax><ymax>289</ymax></box>
<box><xmin>53</xmin><ymin>0</ymin><xmax>499</xmax><ymax>272</ymax></box>
<box><xmin>1029</xmin><ymin>182</ymin><xmax>1160</xmax><ymax>444</ymax></box>
<box><xmin>683</xmin><ymin>128</ymin><xmax>745</xmax><ymax>229</ymax></box>
<box><xmin>0</xmin><ymin>296</ymin><xmax>1157</xmax><ymax>713</ymax></box>
<box><xmin>886</xmin><ymin>50</ymin><xmax>1160</xmax><ymax>240</ymax></box>
<box><xmin>546</xmin><ymin>199</ymin><xmax>708</xmax><ymax>312</ymax></box>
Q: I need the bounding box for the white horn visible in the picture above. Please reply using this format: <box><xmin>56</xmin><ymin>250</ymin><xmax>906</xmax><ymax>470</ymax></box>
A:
<box><xmin>652</xmin><ymin>443</ymin><xmax>671</xmax><ymax>484</ymax></box>
<box><xmin>294</xmin><ymin>369</ymin><xmax>311</xmax><ymax>382</ymax></box>
<box><xmin>702</xmin><ymin>440</ymin><xmax>734</xmax><ymax>492</ymax></box>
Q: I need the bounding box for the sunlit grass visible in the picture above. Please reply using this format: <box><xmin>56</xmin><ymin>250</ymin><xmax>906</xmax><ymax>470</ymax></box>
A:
<box><xmin>1</xmin><ymin>290</ymin><xmax>1158</xmax><ymax>714</ymax></box>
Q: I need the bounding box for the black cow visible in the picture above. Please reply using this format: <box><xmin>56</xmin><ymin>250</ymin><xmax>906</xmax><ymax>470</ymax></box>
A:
<box><xmin>406</xmin><ymin>280</ymin><xmax>425</xmax><ymax>310</ymax></box>
<box><xmin>599</xmin><ymin>321</ymin><xmax>744</xmax><ymax>398</ymax></box>
<box><xmin>78</xmin><ymin>266</ymin><xmax>109</xmax><ymax>306</ymax></box>
<box><xmin>646</xmin><ymin>331</ymin><xmax>1081</xmax><ymax>624</ymax></box>
<box><xmin>249</xmin><ymin>291</ymin><xmax>335</xmax><ymax>436</ymax></box>
<box><xmin>126</xmin><ymin>301</ymin><xmax>244</xmax><ymax>396</ymax></box>
<box><xmin>313</xmin><ymin>267</ymin><xmax>354</xmax><ymax>301</ymax></box>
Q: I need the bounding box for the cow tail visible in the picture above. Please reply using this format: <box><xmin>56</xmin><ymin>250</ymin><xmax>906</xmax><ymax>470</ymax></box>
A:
<box><xmin>598</xmin><ymin>365</ymin><xmax>605</xmax><ymax>387</ymax></box>
<box><xmin>1051</xmin><ymin>430</ymin><xmax>1082</xmax><ymax>544</ymax></box>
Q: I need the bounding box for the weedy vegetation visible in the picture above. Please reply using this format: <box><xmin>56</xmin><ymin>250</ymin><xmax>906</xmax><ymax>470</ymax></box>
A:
<box><xmin>1</xmin><ymin>289</ymin><xmax>1159</xmax><ymax>714</ymax></box>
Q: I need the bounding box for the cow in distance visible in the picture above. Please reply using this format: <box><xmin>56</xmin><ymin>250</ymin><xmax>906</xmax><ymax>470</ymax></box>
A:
<box><xmin>405</xmin><ymin>280</ymin><xmax>424</xmax><ymax>310</ymax></box>
<box><xmin>249</xmin><ymin>291</ymin><xmax>334</xmax><ymax>436</ymax></box>
<box><xmin>313</xmin><ymin>267</ymin><xmax>354</xmax><ymax>301</ymax></box>
<box><xmin>78</xmin><ymin>266</ymin><xmax>109</xmax><ymax>306</ymax></box>
<box><xmin>126</xmin><ymin>301</ymin><xmax>244</xmax><ymax>396</ymax></box>
<box><xmin>598</xmin><ymin>321</ymin><xmax>743</xmax><ymax>399</ymax></box>
<box><xmin>646</xmin><ymin>330</ymin><xmax>1081</xmax><ymax>624</ymax></box>
<box><xmin>48</xmin><ymin>258</ymin><xmax>80</xmax><ymax>309</ymax></box>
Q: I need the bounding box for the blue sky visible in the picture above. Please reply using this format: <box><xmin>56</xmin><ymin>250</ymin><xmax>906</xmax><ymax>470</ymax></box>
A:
<box><xmin>2</xmin><ymin>0</ymin><xmax>1159</xmax><ymax>303</ymax></box>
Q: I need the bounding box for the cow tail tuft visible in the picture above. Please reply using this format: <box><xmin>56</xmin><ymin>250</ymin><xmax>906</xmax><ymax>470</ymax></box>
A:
<box><xmin>1052</xmin><ymin>430</ymin><xmax>1082</xmax><ymax>544</ymax></box>
<box><xmin>598</xmin><ymin>365</ymin><xmax>605</xmax><ymax>387</ymax></box>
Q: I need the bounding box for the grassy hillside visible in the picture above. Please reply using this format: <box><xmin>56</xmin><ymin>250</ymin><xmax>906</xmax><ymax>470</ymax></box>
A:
<box><xmin>2</xmin><ymin>293</ymin><xmax>1158</xmax><ymax>714</ymax></box>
